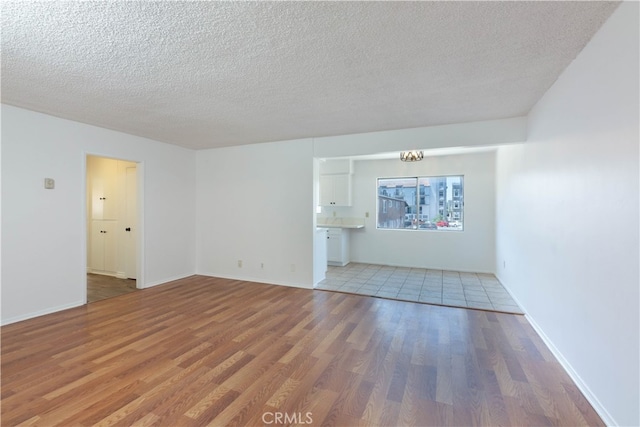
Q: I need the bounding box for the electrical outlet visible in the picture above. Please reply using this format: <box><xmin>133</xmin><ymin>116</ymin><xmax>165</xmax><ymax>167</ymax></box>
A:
<box><xmin>365</xmin><ymin>212</ymin><xmax>369</xmax><ymax>218</ymax></box>
<box><xmin>44</xmin><ymin>178</ymin><xmax>55</xmax><ymax>189</ymax></box>
<box><xmin>238</xmin><ymin>260</ymin><xmax>242</xmax><ymax>268</ymax></box>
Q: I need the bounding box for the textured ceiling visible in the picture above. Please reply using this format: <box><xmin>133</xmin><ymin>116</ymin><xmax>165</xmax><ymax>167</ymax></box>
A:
<box><xmin>1</xmin><ymin>1</ymin><xmax>619</xmax><ymax>150</ymax></box>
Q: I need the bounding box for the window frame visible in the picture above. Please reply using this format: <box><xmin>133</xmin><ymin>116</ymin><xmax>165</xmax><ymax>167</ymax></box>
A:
<box><xmin>376</xmin><ymin>175</ymin><xmax>464</xmax><ymax>232</ymax></box>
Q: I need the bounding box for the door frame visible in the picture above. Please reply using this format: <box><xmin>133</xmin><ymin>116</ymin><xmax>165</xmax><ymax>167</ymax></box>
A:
<box><xmin>83</xmin><ymin>153</ymin><xmax>145</xmax><ymax>304</ymax></box>
<box><xmin>124</xmin><ymin>165</ymin><xmax>138</xmax><ymax>280</ymax></box>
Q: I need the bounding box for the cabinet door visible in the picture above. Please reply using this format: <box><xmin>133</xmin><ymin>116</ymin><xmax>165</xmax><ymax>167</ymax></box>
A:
<box><xmin>319</xmin><ymin>174</ymin><xmax>352</xmax><ymax>206</ymax></box>
<box><xmin>327</xmin><ymin>231</ymin><xmax>342</xmax><ymax>263</ymax></box>
<box><xmin>89</xmin><ymin>157</ymin><xmax>118</xmax><ymax>220</ymax></box>
<box><xmin>90</xmin><ymin>221</ymin><xmax>105</xmax><ymax>271</ymax></box>
<box><xmin>102</xmin><ymin>221</ymin><xmax>117</xmax><ymax>273</ymax></box>
<box><xmin>319</xmin><ymin>175</ymin><xmax>334</xmax><ymax>206</ymax></box>
<box><xmin>332</xmin><ymin>174</ymin><xmax>351</xmax><ymax>206</ymax></box>
<box><xmin>90</xmin><ymin>221</ymin><xmax>117</xmax><ymax>273</ymax></box>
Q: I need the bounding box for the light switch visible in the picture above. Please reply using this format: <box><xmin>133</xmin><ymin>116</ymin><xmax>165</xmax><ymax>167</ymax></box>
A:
<box><xmin>44</xmin><ymin>178</ymin><xmax>55</xmax><ymax>189</ymax></box>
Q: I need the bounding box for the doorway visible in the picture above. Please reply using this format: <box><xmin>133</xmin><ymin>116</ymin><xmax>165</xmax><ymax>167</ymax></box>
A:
<box><xmin>86</xmin><ymin>155</ymin><xmax>139</xmax><ymax>303</ymax></box>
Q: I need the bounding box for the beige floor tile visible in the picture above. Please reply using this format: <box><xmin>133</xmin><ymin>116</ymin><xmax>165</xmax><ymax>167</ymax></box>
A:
<box><xmin>317</xmin><ymin>264</ymin><xmax>523</xmax><ymax>314</ymax></box>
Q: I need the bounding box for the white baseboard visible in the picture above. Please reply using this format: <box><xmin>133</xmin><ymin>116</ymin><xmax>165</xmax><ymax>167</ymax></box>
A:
<box><xmin>524</xmin><ymin>313</ymin><xmax>616</xmax><ymax>426</ymax></box>
<box><xmin>88</xmin><ymin>269</ymin><xmax>118</xmax><ymax>277</ymax></box>
<box><xmin>196</xmin><ymin>271</ymin><xmax>313</xmax><ymax>290</ymax></box>
<box><xmin>142</xmin><ymin>273</ymin><xmax>196</xmax><ymax>289</ymax></box>
<box><xmin>1</xmin><ymin>300</ymin><xmax>84</xmax><ymax>326</ymax></box>
<box><xmin>495</xmin><ymin>273</ymin><xmax>616</xmax><ymax>427</ymax></box>
<box><xmin>348</xmin><ymin>259</ymin><xmax>495</xmax><ymax>275</ymax></box>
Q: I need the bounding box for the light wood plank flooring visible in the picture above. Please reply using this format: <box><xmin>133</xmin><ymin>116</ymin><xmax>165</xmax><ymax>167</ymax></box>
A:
<box><xmin>2</xmin><ymin>275</ymin><xmax>603</xmax><ymax>426</ymax></box>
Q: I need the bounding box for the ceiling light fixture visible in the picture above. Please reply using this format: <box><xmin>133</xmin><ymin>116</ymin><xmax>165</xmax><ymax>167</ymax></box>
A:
<box><xmin>400</xmin><ymin>150</ymin><xmax>424</xmax><ymax>162</ymax></box>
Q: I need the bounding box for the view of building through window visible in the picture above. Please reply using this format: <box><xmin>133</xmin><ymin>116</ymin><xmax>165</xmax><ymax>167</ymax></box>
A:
<box><xmin>377</xmin><ymin>176</ymin><xmax>463</xmax><ymax>231</ymax></box>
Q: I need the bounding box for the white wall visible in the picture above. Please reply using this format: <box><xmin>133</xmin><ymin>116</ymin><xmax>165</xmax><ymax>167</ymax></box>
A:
<box><xmin>495</xmin><ymin>3</ymin><xmax>639</xmax><ymax>426</ymax></box>
<box><xmin>1</xmin><ymin>109</ymin><xmax>524</xmax><ymax>324</ymax></box>
<box><xmin>196</xmin><ymin>139</ymin><xmax>315</xmax><ymax>288</ymax></box>
<box><xmin>194</xmin><ymin>117</ymin><xmax>524</xmax><ymax>287</ymax></box>
<box><xmin>1</xmin><ymin>105</ymin><xmax>197</xmax><ymax>324</ymax></box>
<box><xmin>322</xmin><ymin>152</ymin><xmax>495</xmax><ymax>272</ymax></box>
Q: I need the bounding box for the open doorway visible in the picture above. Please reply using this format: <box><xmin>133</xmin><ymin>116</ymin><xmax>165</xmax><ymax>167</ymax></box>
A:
<box><xmin>86</xmin><ymin>155</ymin><xmax>139</xmax><ymax>303</ymax></box>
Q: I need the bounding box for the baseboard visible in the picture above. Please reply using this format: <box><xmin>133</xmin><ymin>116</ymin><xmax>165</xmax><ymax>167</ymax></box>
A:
<box><xmin>143</xmin><ymin>273</ymin><xmax>197</xmax><ymax>289</ymax></box>
<box><xmin>495</xmin><ymin>273</ymin><xmax>616</xmax><ymax>427</ymax></box>
<box><xmin>524</xmin><ymin>313</ymin><xmax>616</xmax><ymax>426</ymax></box>
<box><xmin>88</xmin><ymin>269</ymin><xmax>118</xmax><ymax>277</ymax></box>
<box><xmin>348</xmin><ymin>259</ymin><xmax>495</xmax><ymax>275</ymax></box>
<box><xmin>197</xmin><ymin>271</ymin><xmax>313</xmax><ymax>290</ymax></box>
<box><xmin>1</xmin><ymin>300</ymin><xmax>85</xmax><ymax>326</ymax></box>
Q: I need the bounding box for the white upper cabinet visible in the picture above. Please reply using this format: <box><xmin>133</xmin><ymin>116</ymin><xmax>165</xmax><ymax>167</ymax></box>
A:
<box><xmin>88</xmin><ymin>156</ymin><xmax>118</xmax><ymax>220</ymax></box>
<box><xmin>319</xmin><ymin>160</ymin><xmax>352</xmax><ymax>206</ymax></box>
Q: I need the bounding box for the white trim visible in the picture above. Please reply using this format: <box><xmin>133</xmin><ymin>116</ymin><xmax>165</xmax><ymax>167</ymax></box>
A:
<box><xmin>1</xmin><ymin>301</ymin><xmax>84</xmax><ymax>326</ymax></box>
<box><xmin>136</xmin><ymin>161</ymin><xmax>145</xmax><ymax>289</ymax></box>
<box><xmin>523</xmin><ymin>313</ymin><xmax>616</xmax><ymax>427</ymax></box>
<box><xmin>495</xmin><ymin>274</ymin><xmax>616</xmax><ymax>427</ymax></box>
<box><xmin>81</xmin><ymin>154</ymin><xmax>89</xmax><ymax>304</ymax></box>
<box><xmin>84</xmin><ymin>153</ymin><xmax>145</xmax><ymax>296</ymax></box>
<box><xmin>197</xmin><ymin>272</ymin><xmax>313</xmax><ymax>290</ymax></box>
<box><xmin>142</xmin><ymin>273</ymin><xmax>197</xmax><ymax>289</ymax></box>
<box><xmin>88</xmin><ymin>270</ymin><xmax>119</xmax><ymax>277</ymax></box>
<box><xmin>347</xmin><ymin>261</ymin><xmax>495</xmax><ymax>275</ymax></box>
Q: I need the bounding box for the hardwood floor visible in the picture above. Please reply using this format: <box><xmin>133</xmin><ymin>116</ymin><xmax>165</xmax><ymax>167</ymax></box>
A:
<box><xmin>1</xmin><ymin>275</ymin><xmax>603</xmax><ymax>426</ymax></box>
<box><xmin>87</xmin><ymin>273</ymin><xmax>138</xmax><ymax>303</ymax></box>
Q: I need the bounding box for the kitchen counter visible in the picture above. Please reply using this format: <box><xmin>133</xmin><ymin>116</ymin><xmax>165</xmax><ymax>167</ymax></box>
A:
<box><xmin>316</xmin><ymin>216</ymin><xmax>365</xmax><ymax>230</ymax></box>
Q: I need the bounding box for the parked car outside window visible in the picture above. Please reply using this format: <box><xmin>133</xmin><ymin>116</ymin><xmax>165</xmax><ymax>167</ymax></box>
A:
<box><xmin>419</xmin><ymin>221</ymin><xmax>437</xmax><ymax>230</ymax></box>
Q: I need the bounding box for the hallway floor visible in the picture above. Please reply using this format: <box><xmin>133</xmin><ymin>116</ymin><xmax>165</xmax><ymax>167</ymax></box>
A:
<box><xmin>315</xmin><ymin>263</ymin><xmax>523</xmax><ymax>314</ymax></box>
<box><xmin>87</xmin><ymin>273</ymin><xmax>138</xmax><ymax>303</ymax></box>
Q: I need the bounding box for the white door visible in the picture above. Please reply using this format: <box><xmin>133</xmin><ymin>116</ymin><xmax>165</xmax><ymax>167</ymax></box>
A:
<box><xmin>124</xmin><ymin>166</ymin><xmax>137</xmax><ymax>279</ymax></box>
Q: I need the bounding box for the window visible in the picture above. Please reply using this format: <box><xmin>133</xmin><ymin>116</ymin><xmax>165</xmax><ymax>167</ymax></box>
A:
<box><xmin>377</xmin><ymin>176</ymin><xmax>463</xmax><ymax>231</ymax></box>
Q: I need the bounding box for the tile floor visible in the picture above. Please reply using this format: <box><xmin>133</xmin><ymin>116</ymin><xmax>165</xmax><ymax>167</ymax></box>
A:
<box><xmin>315</xmin><ymin>263</ymin><xmax>523</xmax><ymax>314</ymax></box>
